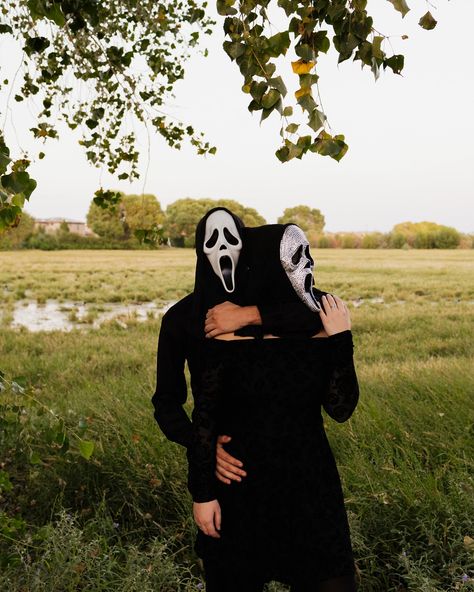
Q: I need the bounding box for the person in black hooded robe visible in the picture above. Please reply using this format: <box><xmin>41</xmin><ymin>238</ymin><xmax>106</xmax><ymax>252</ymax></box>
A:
<box><xmin>151</xmin><ymin>207</ymin><xmax>327</xmax><ymax>458</ymax></box>
<box><xmin>188</xmin><ymin>223</ymin><xmax>360</xmax><ymax>592</ymax></box>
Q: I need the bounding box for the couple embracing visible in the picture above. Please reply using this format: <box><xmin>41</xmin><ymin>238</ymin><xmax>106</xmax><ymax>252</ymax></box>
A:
<box><xmin>152</xmin><ymin>207</ymin><xmax>360</xmax><ymax>592</ymax></box>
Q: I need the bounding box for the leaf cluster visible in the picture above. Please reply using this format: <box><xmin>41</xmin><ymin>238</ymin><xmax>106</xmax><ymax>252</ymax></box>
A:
<box><xmin>0</xmin><ymin>0</ymin><xmax>214</xmax><ymax>229</ymax></box>
<box><xmin>220</xmin><ymin>0</ymin><xmax>437</xmax><ymax>163</ymax></box>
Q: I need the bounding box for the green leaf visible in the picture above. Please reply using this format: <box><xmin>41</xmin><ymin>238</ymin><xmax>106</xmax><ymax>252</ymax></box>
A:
<box><xmin>250</xmin><ymin>81</ymin><xmax>268</xmax><ymax>102</ymax></box>
<box><xmin>0</xmin><ymin>143</ymin><xmax>11</xmax><ymax>175</ymax></box>
<box><xmin>223</xmin><ymin>41</ymin><xmax>246</xmax><ymax>60</ymax></box>
<box><xmin>299</xmin><ymin>73</ymin><xmax>319</xmax><ymax>90</ymax></box>
<box><xmin>356</xmin><ymin>41</ymin><xmax>373</xmax><ymax>66</ymax></box>
<box><xmin>295</xmin><ymin>43</ymin><xmax>314</xmax><ymax>61</ymax></box>
<box><xmin>308</xmin><ymin>109</ymin><xmax>327</xmax><ymax>133</ymax></box>
<box><xmin>387</xmin><ymin>0</ymin><xmax>410</xmax><ymax>17</ymax></box>
<box><xmin>11</xmin><ymin>193</ymin><xmax>25</xmax><ymax>207</ymax></box>
<box><xmin>30</xmin><ymin>451</ymin><xmax>42</xmax><ymax>464</ymax></box>
<box><xmin>60</xmin><ymin>434</ymin><xmax>70</xmax><ymax>455</ymax></box>
<box><xmin>372</xmin><ymin>36</ymin><xmax>384</xmax><ymax>59</ymax></box>
<box><xmin>312</xmin><ymin>31</ymin><xmax>330</xmax><ymax>54</ymax></box>
<box><xmin>79</xmin><ymin>440</ymin><xmax>95</xmax><ymax>460</ymax></box>
<box><xmin>0</xmin><ymin>470</ymin><xmax>13</xmax><ymax>492</ymax></box>
<box><xmin>384</xmin><ymin>54</ymin><xmax>404</xmax><ymax>74</ymax></box>
<box><xmin>1</xmin><ymin>171</ymin><xmax>37</xmax><ymax>199</ymax></box>
<box><xmin>267</xmin><ymin>31</ymin><xmax>291</xmax><ymax>58</ymax></box>
<box><xmin>285</xmin><ymin>123</ymin><xmax>299</xmax><ymax>134</ymax></box>
<box><xmin>282</xmin><ymin>106</ymin><xmax>293</xmax><ymax>117</ymax></box>
<box><xmin>261</xmin><ymin>89</ymin><xmax>280</xmax><ymax>109</ymax></box>
<box><xmin>311</xmin><ymin>131</ymin><xmax>349</xmax><ymax>162</ymax></box>
<box><xmin>0</xmin><ymin>24</ymin><xmax>13</xmax><ymax>35</ymax></box>
<box><xmin>419</xmin><ymin>11</ymin><xmax>437</xmax><ymax>30</ymax></box>
<box><xmin>24</xmin><ymin>36</ymin><xmax>50</xmax><ymax>55</ymax></box>
<box><xmin>268</xmin><ymin>76</ymin><xmax>287</xmax><ymax>97</ymax></box>
<box><xmin>286</xmin><ymin>140</ymin><xmax>304</xmax><ymax>160</ymax></box>
<box><xmin>85</xmin><ymin>119</ymin><xmax>99</xmax><ymax>130</ymax></box>
<box><xmin>297</xmin><ymin>93</ymin><xmax>317</xmax><ymax>114</ymax></box>
<box><xmin>216</xmin><ymin>0</ymin><xmax>237</xmax><ymax>16</ymax></box>
<box><xmin>46</xmin><ymin>3</ymin><xmax>66</xmax><ymax>27</ymax></box>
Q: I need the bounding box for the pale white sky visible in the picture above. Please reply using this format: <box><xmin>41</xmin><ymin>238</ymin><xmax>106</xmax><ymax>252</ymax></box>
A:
<box><xmin>1</xmin><ymin>1</ymin><xmax>473</xmax><ymax>233</ymax></box>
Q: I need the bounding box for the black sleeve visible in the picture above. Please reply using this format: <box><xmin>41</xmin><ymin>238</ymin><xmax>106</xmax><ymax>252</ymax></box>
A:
<box><xmin>254</xmin><ymin>300</ymin><xmax>324</xmax><ymax>337</ymax></box>
<box><xmin>322</xmin><ymin>329</ymin><xmax>360</xmax><ymax>423</ymax></box>
<box><xmin>150</xmin><ymin>312</ymin><xmax>193</xmax><ymax>450</ymax></box>
<box><xmin>186</xmin><ymin>344</ymin><xmax>224</xmax><ymax>503</ymax></box>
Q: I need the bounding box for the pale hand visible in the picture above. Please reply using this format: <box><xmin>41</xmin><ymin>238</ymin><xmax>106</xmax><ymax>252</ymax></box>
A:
<box><xmin>205</xmin><ymin>302</ymin><xmax>261</xmax><ymax>338</ymax></box>
<box><xmin>193</xmin><ymin>499</ymin><xmax>221</xmax><ymax>538</ymax></box>
<box><xmin>319</xmin><ymin>294</ymin><xmax>351</xmax><ymax>336</ymax></box>
<box><xmin>215</xmin><ymin>434</ymin><xmax>247</xmax><ymax>484</ymax></box>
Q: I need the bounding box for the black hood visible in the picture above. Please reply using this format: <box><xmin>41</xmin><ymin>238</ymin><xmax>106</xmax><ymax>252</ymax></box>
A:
<box><xmin>242</xmin><ymin>223</ymin><xmax>328</xmax><ymax>336</ymax></box>
<box><xmin>191</xmin><ymin>207</ymin><xmax>249</xmax><ymax>337</ymax></box>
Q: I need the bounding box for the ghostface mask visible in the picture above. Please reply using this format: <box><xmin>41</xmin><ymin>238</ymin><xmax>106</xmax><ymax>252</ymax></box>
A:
<box><xmin>280</xmin><ymin>224</ymin><xmax>322</xmax><ymax>312</ymax></box>
<box><xmin>203</xmin><ymin>209</ymin><xmax>243</xmax><ymax>293</ymax></box>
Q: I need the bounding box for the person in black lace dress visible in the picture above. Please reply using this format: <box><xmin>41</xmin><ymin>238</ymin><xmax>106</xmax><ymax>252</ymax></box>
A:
<box><xmin>188</xmin><ymin>224</ymin><xmax>360</xmax><ymax>591</ymax></box>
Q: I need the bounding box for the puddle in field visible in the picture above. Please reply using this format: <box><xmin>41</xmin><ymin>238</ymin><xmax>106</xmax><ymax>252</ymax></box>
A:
<box><xmin>6</xmin><ymin>299</ymin><xmax>176</xmax><ymax>332</ymax></box>
<box><xmin>351</xmin><ymin>296</ymin><xmax>387</xmax><ymax>307</ymax></box>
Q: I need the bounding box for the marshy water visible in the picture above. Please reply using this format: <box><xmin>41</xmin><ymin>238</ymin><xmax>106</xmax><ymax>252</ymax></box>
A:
<box><xmin>2</xmin><ymin>299</ymin><xmax>176</xmax><ymax>332</ymax></box>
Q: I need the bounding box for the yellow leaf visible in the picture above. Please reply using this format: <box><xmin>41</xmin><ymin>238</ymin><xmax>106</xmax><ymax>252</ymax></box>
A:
<box><xmin>294</xmin><ymin>87</ymin><xmax>312</xmax><ymax>99</ymax></box>
<box><xmin>464</xmin><ymin>535</ymin><xmax>474</xmax><ymax>552</ymax></box>
<box><xmin>292</xmin><ymin>60</ymin><xmax>315</xmax><ymax>74</ymax></box>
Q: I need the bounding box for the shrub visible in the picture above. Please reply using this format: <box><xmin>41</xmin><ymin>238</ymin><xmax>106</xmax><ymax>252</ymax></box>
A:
<box><xmin>361</xmin><ymin>232</ymin><xmax>386</xmax><ymax>249</ymax></box>
<box><xmin>317</xmin><ymin>235</ymin><xmax>333</xmax><ymax>248</ymax></box>
<box><xmin>340</xmin><ymin>233</ymin><xmax>361</xmax><ymax>249</ymax></box>
<box><xmin>388</xmin><ymin>232</ymin><xmax>408</xmax><ymax>249</ymax></box>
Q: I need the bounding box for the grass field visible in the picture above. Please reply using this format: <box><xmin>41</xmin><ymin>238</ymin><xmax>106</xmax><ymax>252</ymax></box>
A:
<box><xmin>0</xmin><ymin>248</ymin><xmax>473</xmax><ymax>591</ymax></box>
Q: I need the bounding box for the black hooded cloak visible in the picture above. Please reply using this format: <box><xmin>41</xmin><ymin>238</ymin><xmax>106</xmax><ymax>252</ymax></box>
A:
<box><xmin>242</xmin><ymin>223</ymin><xmax>329</xmax><ymax>337</ymax></box>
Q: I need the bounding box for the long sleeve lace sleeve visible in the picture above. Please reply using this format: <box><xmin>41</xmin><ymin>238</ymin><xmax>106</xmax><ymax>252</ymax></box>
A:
<box><xmin>256</xmin><ymin>300</ymin><xmax>324</xmax><ymax>337</ymax></box>
<box><xmin>322</xmin><ymin>329</ymin><xmax>359</xmax><ymax>423</ymax></box>
<box><xmin>186</xmin><ymin>346</ymin><xmax>225</xmax><ymax>503</ymax></box>
<box><xmin>150</xmin><ymin>311</ymin><xmax>193</xmax><ymax>450</ymax></box>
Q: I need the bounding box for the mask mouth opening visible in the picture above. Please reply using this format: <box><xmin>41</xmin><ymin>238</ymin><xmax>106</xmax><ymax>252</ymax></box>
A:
<box><xmin>304</xmin><ymin>273</ymin><xmax>313</xmax><ymax>293</ymax></box>
<box><xmin>309</xmin><ymin>290</ymin><xmax>322</xmax><ymax>311</ymax></box>
<box><xmin>219</xmin><ymin>255</ymin><xmax>234</xmax><ymax>292</ymax></box>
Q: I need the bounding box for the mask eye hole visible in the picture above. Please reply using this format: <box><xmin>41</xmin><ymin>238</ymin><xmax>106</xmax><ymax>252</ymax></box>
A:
<box><xmin>224</xmin><ymin>227</ymin><xmax>239</xmax><ymax>246</ymax></box>
<box><xmin>205</xmin><ymin>229</ymin><xmax>218</xmax><ymax>249</ymax></box>
<box><xmin>305</xmin><ymin>245</ymin><xmax>314</xmax><ymax>266</ymax></box>
<box><xmin>292</xmin><ymin>244</ymin><xmax>303</xmax><ymax>265</ymax></box>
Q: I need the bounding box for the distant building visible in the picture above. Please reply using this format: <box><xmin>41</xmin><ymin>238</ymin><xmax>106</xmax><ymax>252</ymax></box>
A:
<box><xmin>34</xmin><ymin>217</ymin><xmax>98</xmax><ymax>237</ymax></box>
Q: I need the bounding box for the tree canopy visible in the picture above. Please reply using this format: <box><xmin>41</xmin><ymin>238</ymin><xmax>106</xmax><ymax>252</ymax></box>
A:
<box><xmin>278</xmin><ymin>205</ymin><xmax>324</xmax><ymax>231</ymax></box>
<box><xmin>164</xmin><ymin>197</ymin><xmax>266</xmax><ymax>247</ymax></box>
<box><xmin>0</xmin><ymin>0</ymin><xmax>440</xmax><ymax>237</ymax></box>
<box><xmin>87</xmin><ymin>192</ymin><xmax>165</xmax><ymax>241</ymax></box>
<box><xmin>278</xmin><ymin>204</ymin><xmax>325</xmax><ymax>245</ymax></box>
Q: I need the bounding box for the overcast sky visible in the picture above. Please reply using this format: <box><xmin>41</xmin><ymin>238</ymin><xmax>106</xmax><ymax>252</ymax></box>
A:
<box><xmin>1</xmin><ymin>1</ymin><xmax>472</xmax><ymax>233</ymax></box>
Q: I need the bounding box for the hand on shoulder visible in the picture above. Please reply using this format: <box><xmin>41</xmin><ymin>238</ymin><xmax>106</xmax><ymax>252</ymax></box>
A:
<box><xmin>319</xmin><ymin>294</ymin><xmax>351</xmax><ymax>336</ymax></box>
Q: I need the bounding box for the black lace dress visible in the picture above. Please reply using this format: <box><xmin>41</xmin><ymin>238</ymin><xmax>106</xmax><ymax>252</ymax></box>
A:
<box><xmin>186</xmin><ymin>329</ymin><xmax>359</xmax><ymax>587</ymax></box>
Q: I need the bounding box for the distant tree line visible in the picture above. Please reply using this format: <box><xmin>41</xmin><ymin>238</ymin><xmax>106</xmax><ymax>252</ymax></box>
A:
<box><xmin>0</xmin><ymin>194</ymin><xmax>471</xmax><ymax>250</ymax></box>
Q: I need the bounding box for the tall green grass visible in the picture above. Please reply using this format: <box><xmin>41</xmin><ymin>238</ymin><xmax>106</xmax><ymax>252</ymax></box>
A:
<box><xmin>1</xmin><ymin>249</ymin><xmax>473</xmax><ymax>591</ymax></box>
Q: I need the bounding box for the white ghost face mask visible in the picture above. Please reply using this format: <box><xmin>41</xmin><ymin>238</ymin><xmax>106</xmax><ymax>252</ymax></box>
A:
<box><xmin>203</xmin><ymin>210</ymin><xmax>243</xmax><ymax>293</ymax></box>
<box><xmin>280</xmin><ymin>224</ymin><xmax>321</xmax><ymax>312</ymax></box>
